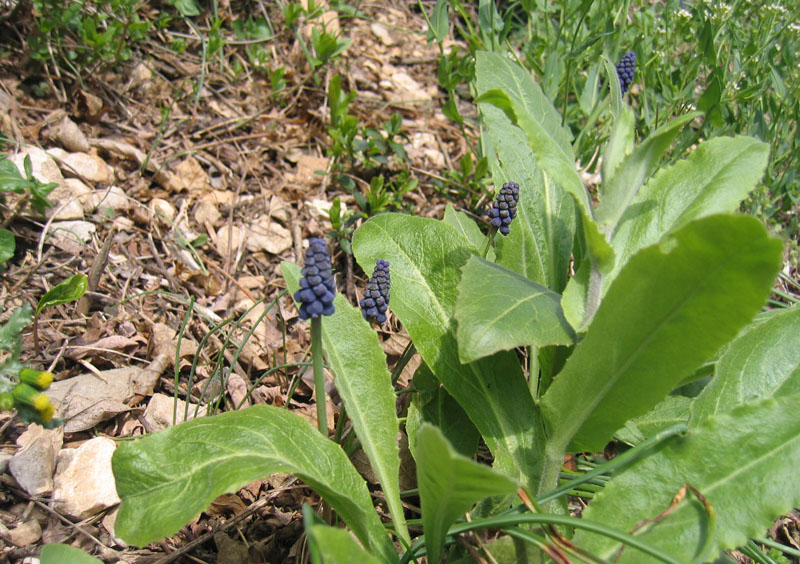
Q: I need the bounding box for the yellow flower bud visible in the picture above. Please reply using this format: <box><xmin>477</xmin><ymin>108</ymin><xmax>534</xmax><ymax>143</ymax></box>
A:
<box><xmin>19</xmin><ymin>368</ymin><xmax>54</xmax><ymax>391</ymax></box>
<box><xmin>0</xmin><ymin>392</ymin><xmax>13</xmax><ymax>411</ymax></box>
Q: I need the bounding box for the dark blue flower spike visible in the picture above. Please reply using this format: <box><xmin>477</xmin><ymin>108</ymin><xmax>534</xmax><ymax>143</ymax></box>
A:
<box><xmin>487</xmin><ymin>181</ymin><xmax>520</xmax><ymax>236</ymax></box>
<box><xmin>616</xmin><ymin>51</ymin><xmax>637</xmax><ymax>95</ymax></box>
<box><xmin>294</xmin><ymin>238</ymin><xmax>336</xmax><ymax>320</ymax></box>
<box><xmin>361</xmin><ymin>260</ymin><xmax>391</xmax><ymax>324</ymax></box>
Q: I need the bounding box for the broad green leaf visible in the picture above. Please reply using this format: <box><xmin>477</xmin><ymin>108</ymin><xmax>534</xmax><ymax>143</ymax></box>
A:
<box><xmin>595</xmin><ymin>112</ymin><xmax>701</xmax><ymax>229</ymax></box>
<box><xmin>353</xmin><ymin>214</ymin><xmax>546</xmax><ymax>493</ymax></box>
<box><xmin>474</xmin><ymin>90</ymin><xmax>587</xmax><ymax>216</ymax></box>
<box><xmin>426</xmin><ymin>0</ymin><xmax>449</xmax><ymax>44</ymax></box>
<box><xmin>691</xmin><ymin>305</ymin><xmax>800</xmax><ymax>423</ymax></box>
<box><xmin>473</xmin><ymin>52</ymin><xmax>586</xmax><ymax>209</ymax></box>
<box><xmin>474</xmin><ymin>51</ymin><xmax>613</xmax><ymax>273</ymax></box>
<box><xmin>40</xmin><ymin>544</ymin><xmax>103</xmax><ymax>564</ymax></box>
<box><xmin>616</xmin><ymin>395</ymin><xmax>692</xmax><ymax>446</ymax></box>
<box><xmin>455</xmin><ymin>256</ymin><xmax>575</xmax><ymax>363</ymax></box>
<box><xmin>36</xmin><ymin>273</ymin><xmax>88</xmax><ymax>316</ymax></box>
<box><xmin>0</xmin><ymin>229</ymin><xmax>14</xmax><ymax>265</ymax></box>
<box><xmin>417</xmin><ymin>423</ymin><xmax>519</xmax><ymax>564</ymax></box>
<box><xmin>541</xmin><ymin>215</ymin><xmax>782</xmax><ymax>454</ymax></box>
<box><xmin>608</xmin><ymin>136</ymin><xmax>770</xmax><ymax>291</ymax></box>
<box><xmin>576</xmin><ymin>395</ymin><xmax>800</xmax><ymax>563</ymax></box>
<box><xmin>172</xmin><ymin>0</ymin><xmax>201</xmax><ymax>16</ymax></box>
<box><xmin>112</xmin><ymin>406</ymin><xmax>396</xmax><ymax>562</ymax></box>
<box><xmin>407</xmin><ymin>363</ymin><xmax>480</xmax><ymax>459</ymax></box>
<box><xmin>306</xmin><ymin>522</ymin><xmax>383</xmax><ymax>564</ymax></box>
<box><xmin>282</xmin><ymin>261</ymin><xmax>408</xmax><ymax>544</ymax></box>
<box><xmin>561</xmin><ymin>258</ymin><xmax>590</xmax><ymax>332</ymax></box>
<box><xmin>0</xmin><ymin>157</ymin><xmax>29</xmax><ymax>193</ymax></box>
<box><xmin>601</xmin><ymin>105</ymin><xmax>635</xmax><ymax>185</ymax></box>
<box><xmin>442</xmin><ymin>203</ymin><xmax>487</xmax><ymax>255</ymax></box>
<box><xmin>600</xmin><ymin>54</ymin><xmax>623</xmax><ymax>117</ymax></box>
<box><xmin>0</xmin><ymin>304</ymin><xmax>32</xmax><ymax>351</ymax></box>
<box><xmin>478</xmin><ymin>96</ymin><xmax>575</xmax><ymax>291</ymax></box>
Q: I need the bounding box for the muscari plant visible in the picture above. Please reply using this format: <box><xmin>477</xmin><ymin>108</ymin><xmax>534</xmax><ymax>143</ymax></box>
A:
<box><xmin>108</xmin><ymin>49</ymin><xmax>800</xmax><ymax>563</ymax></box>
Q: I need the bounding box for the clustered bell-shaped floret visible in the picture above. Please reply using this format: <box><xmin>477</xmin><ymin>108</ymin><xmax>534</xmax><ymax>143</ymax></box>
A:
<box><xmin>360</xmin><ymin>260</ymin><xmax>390</xmax><ymax>324</ymax></box>
<box><xmin>487</xmin><ymin>181</ymin><xmax>520</xmax><ymax>235</ymax></box>
<box><xmin>616</xmin><ymin>51</ymin><xmax>636</xmax><ymax>95</ymax></box>
<box><xmin>294</xmin><ymin>238</ymin><xmax>336</xmax><ymax>320</ymax></box>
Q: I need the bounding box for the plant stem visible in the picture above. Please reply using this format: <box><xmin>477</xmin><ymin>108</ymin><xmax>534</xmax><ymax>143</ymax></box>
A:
<box><xmin>311</xmin><ymin>317</ymin><xmax>327</xmax><ymax>436</ymax></box>
<box><xmin>481</xmin><ymin>227</ymin><xmax>497</xmax><ymax>258</ymax></box>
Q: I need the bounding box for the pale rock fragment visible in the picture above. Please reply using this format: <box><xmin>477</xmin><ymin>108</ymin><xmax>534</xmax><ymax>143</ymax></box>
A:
<box><xmin>87</xmin><ymin>185</ymin><xmax>129</xmax><ymax>213</ymax></box>
<box><xmin>0</xmin><ymin>519</ymin><xmax>42</xmax><ymax>547</ymax></box>
<box><xmin>9</xmin><ymin>147</ymin><xmax>65</xmax><ymax>191</ymax></box>
<box><xmin>295</xmin><ymin>155</ymin><xmax>329</xmax><ymax>186</ymax></box>
<box><xmin>150</xmin><ymin>197</ymin><xmax>177</xmax><ymax>222</ymax></box>
<box><xmin>379</xmin><ymin>64</ymin><xmax>432</xmax><ymax>103</ymax></box>
<box><xmin>44</xmin><ymin>178</ymin><xmax>87</xmax><ymax>221</ymax></box>
<box><xmin>370</xmin><ymin>22</ymin><xmax>395</xmax><ymax>46</ymax></box>
<box><xmin>53</xmin><ymin>437</ymin><xmax>121</xmax><ymax>520</ymax></box>
<box><xmin>127</xmin><ymin>62</ymin><xmax>153</xmax><ymax>91</ymax></box>
<box><xmin>46</xmin><ymin>370</ymin><xmax>132</xmax><ymax>433</ymax></box>
<box><xmin>60</xmin><ymin>151</ymin><xmax>115</xmax><ymax>184</ymax></box>
<box><xmin>144</xmin><ymin>393</ymin><xmax>207</xmax><ymax>431</ymax></box>
<box><xmin>53</xmin><ymin>116</ymin><xmax>90</xmax><ymax>153</ymax></box>
<box><xmin>47</xmin><ymin>220</ymin><xmax>96</xmax><ymax>245</ymax></box>
<box><xmin>8</xmin><ymin>424</ymin><xmax>63</xmax><ymax>496</ymax></box>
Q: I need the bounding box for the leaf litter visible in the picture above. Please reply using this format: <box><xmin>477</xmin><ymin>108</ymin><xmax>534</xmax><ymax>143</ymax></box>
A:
<box><xmin>0</xmin><ymin>1</ymin><xmax>462</xmax><ymax>561</ymax></box>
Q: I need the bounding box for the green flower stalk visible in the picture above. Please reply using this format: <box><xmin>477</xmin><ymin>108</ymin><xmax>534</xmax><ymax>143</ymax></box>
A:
<box><xmin>293</xmin><ymin>238</ymin><xmax>337</xmax><ymax>435</ymax></box>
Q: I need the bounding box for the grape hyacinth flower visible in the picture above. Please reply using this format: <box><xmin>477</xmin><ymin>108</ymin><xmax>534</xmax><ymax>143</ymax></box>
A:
<box><xmin>293</xmin><ymin>238</ymin><xmax>337</xmax><ymax>435</ymax></box>
<box><xmin>487</xmin><ymin>181</ymin><xmax>520</xmax><ymax>236</ymax></box>
<box><xmin>294</xmin><ymin>238</ymin><xmax>336</xmax><ymax>320</ymax></box>
<box><xmin>361</xmin><ymin>260</ymin><xmax>390</xmax><ymax>324</ymax></box>
<box><xmin>616</xmin><ymin>51</ymin><xmax>637</xmax><ymax>95</ymax></box>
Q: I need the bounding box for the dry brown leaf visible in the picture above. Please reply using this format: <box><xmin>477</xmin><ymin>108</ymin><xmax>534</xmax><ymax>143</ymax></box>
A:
<box><xmin>168</xmin><ymin>156</ymin><xmax>210</xmax><ymax>193</ymax></box>
<box><xmin>227</xmin><ymin>372</ymin><xmax>250</xmax><ymax>409</ymax></box>
<box><xmin>207</xmin><ymin>493</ymin><xmax>247</xmax><ymax>517</ymax></box>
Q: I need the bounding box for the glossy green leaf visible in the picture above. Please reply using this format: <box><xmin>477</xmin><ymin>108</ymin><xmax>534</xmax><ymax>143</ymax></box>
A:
<box><xmin>595</xmin><ymin>112</ymin><xmax>701</xmax><ymax>229</ymax></box>
<box><xmin>40</xmin><ymin>544</ymin><xmax>103</xmax><ymax>564</ymax></box>
<box><xmin>0</xmin><ymin>229</ymin><xmax>14</xmax><ymax>265</ymax></box>
<box><xmin>306</xmin><ymin>522</ymin><xmax>383</xmax><ymax>564</ymax></box>
<box><xmin>36</xmin><ymin>273</ymin><xmax>88</xmax><ymax>316</ymax></box>
<box><xmin>353</xmin><ymin>214</ymin><xmax>546</xmax><ymax>492</ymax></box>
<box><xmin>601</xmin><ymin>105</ymin><xmax>635</xmax><ymax>185</ymax></box>
<box><xmin>600</xmin><ymin>55</ymin><xmax>623</xmax><ymax>117</ymax></box>
<box><xmin>477</xmin><ymin>90</ymin><xmax>575</xmax><ymax>291</ymax></box>
<box><xmin>282</xmin><ymin>262</ymin><xmax>407</xmax><ymax>544</ymax></box>
<box><xmin>576</xmin><ymin>395</ymin><xmax>800</xmax><ymax>563</ymax></box>
<box><xmin>442</xmin><ymin>203</ymin><xmax>486</xmax><ymax>254</ymax></box>
<box><xmin>407</xmin><ymin>363</ymin><xmax>480</xmax><ymax>459</ymax></box>
<box><xmin>0</xmin><ymin>157</ymin><xmax>29</xmax><ymax>193</ymax></box>
<box><xmin>474</xmin><ymin>51</ymin><xmax>614</xmax><ymax>273</ymax></box>
<box><xmin>561</xmin><ymin>258</ymin><xmax>590</xmax><ymax>332</ymax></box>
<box><xmin>473</xmin><ymin>55</ymin><xmax>588</xmax><ymax>214</ymax></box>
<box><xmin>616</xmin><ymin>395</ymin><xmax>692</xmax><ymax>446</ymax></box>
<box><xmin>112</xmin><ymin>406</ymin><xmax>396</xmax><ymax>562</ymax></box>
<box><xmin>541</xmin><ymin>215</ymin><xmax>782</xmax><ymax>454</ymax></box>
<box><xmin>417</xmin><ymin>423</ymin><xmax>519</xmax><ymax>564</ymax></box>
<box><xmin>691</xmin><ymin>305</ymin><xmax>800</xmax><ymax>423</ymax></box>
<box><xmin>0</xmin><ymin>304</ymin><xmax>32</xmax><ymax>351</ymax></box>
<box><xmin>455</xmin><ymin>256</ymin><xmax>575</xmax><ymax>363</ymax></box>
<box><xmin>608</xmin><ymin>136</ymin><xmax>770</xmax><ymax>292</ymax></box>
